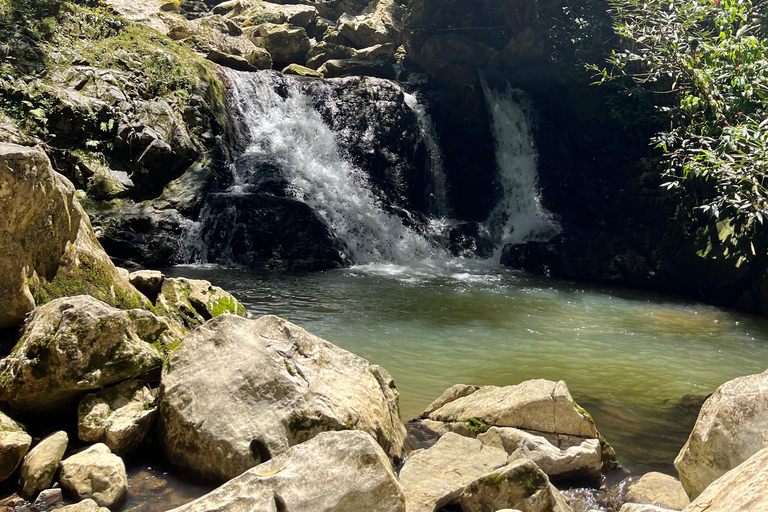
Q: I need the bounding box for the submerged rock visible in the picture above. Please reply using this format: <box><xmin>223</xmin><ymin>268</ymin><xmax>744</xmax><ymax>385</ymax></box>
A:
<box><xmin>159</xmin><ymin>315</ymin><xmax>407</xmax><ymax>482</ymax></box>
<box><xmin>0</xmin><ymin>143</ymin><xmax>145</xmax><ymax>329</ymax></box>
<box><xmin>78</xmin><ymin>379</ymin><xmax>157</xmax><ymax>456</ymax></box>
<box><xmin>675</xmin><ymin>372</ymin><xmax>768</xmax><ymax>499</ymax></box>
<box><xmin>0</xmin><ymin>411</ymin><xmax>31</xmax><ymax>482</ymax></box>
<box><xmin>399</xmin><ymin>433</ymin><xmax>509</xmax><ymax>512</ymax></box>
<box><xmin>59</xmin><ymin>444</ymin><xmax>128</xmax><ymax>508</ymax></box>
<box><xmin>626</xmin><ymin>472</ymin><xmax>690</xmax><ymax>510</ymax></box>
<box><xmin>19</xmin><ymin>431</ymin><xmax>68</xmax><ymax>499</ymax></box>
<box><xmin>0</xmin><ymin>296</ymin><xmax>180</xmax><ymax>411</ymax></box>
<box><xmin>166</xmin><ymin>430</ymin><xmax>405</xmax><ymax>512</ymax></box>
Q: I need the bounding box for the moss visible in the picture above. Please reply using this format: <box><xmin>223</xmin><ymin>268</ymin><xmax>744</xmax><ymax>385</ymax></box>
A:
<box><xmin>481</xmin><ymin>473</ymin><xmax>505</xmax><ymax>486</ymax></box>
<box><xmin>42</xmin><ymin>461</ymin><xmax>58</xmax><ymax>476</ymax></box>
<box><xmin>209</xmin><ymin>296</ymin><xmax>239</xmax><ymax>317</ymax></box>
<box><xmin>466</xmin><ymin>417</ymin><xmax>486</xmax><ymax>434</ymax></box>
<box><xmin>572</xmin><ymin>401</ymin><xmax>596</xmax><ymax>425</ymax></box>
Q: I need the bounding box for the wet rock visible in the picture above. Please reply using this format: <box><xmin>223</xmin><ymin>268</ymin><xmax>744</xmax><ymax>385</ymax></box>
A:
<box><xmin>32</xmin><ymin>488</ymin><xmax>63</xmax><ymax>510</ymax></box>
<box><xmin>681</xmin><ymin>446</ymin><xmax>768</xmax><ymax>512</ymax></box>
<box><xmin>206</xmin><ymin>50</ymin><xmax>260</xmax><ymax>71</ymax></box>
<box><xmin>319</xmin><ymin>58</ymin><xmax>396</xmax><ymax>79</ymax></box>
<box><xmin>249</xmin><ymin>23</ymin><xmax>310</xmax><ymax>65</ymax></box>
<box><xmin>59</xmin><ymin>444</ymin><xmax>128</xmax><ymax>508</ymax></box>
<box><xmin>337</xmin><ymin>0</ymin><xmax>404</xmax><ymax>48</ymax></box>
<box><xmin>399</xmin><ymin>433</ymin><xmax>509</xmax><ymax>512</ymax></box>
<box><xmin>430</xmin><ymin>222</ymin><xmax>495</xmax><ymax>259</ymax></box>
<box><xmin>0</xmin><ymin>296</ymin><xmax>179</xmax><ymax>411</ymax></box>
<box><xmin>0</xmin><ymin>143</ymin><xmax>145</xmax><ymax>329</ymax></box>
<box><xmin>626</xmin><ymin>472</ymin><xmax>690</xmax><ymax>510</ymax></box>
<box><xmin>166</xmin><ymin>430</ymin><xmax>405</xmax><ymax>512</ymax></box>
<box><xmin>153</xmin><ymin>276</ymin><xmax>247</xmax><ymax>329</ymax></box>
<box><xmin>78</xmin><ymin>380</ymin><xmax>157</xmax><ymax>456</ymax></box>
<box><xmin>0</xmin><ymin>411</ymin><xmax>31</xmax><ymax>482</ymax></box>
<box><xmin>159</xmin><ymin>315</ymin><xmax>407</xmax><ymax>483</ymax></box>
<box><xmin>478</xmin><ymin>426</ymin><xmax>602</xmax><ymax>483</ymax></box>
<box><xmin>282</xmin><ymin>64</ymin><xmax>323</xmax><ymax>78</ymax></box>
<box><xmin>674</xmin><ymin>372</ymin><xmax>768</xmax><ymax>499</ymax></box>
<box><xmin>459</xmin><ymin>459</ymin><xmax>574</xmax><ymax>512</ymax></box>
<box><xmin>19</xmin><ymin>431</ymin><xmax>68</xmax><ymax>499</ymax></box>
<box><xmin>305</xmin><ymin>42</ymin><xmax>358</xmax><ymax>69</ymax></box>
<box><xmin>55</xmin><ymin>498</ymin><xmax>111</xmax><ymax>512</ymax></box>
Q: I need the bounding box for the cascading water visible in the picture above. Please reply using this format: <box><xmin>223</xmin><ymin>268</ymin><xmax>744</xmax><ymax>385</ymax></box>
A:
<box><xmin>482</xmin><ymin>80</ymin><xmax>561</xmax><ymax>246</ymax></box>
<box><xmin>403</xmin><ymin>92</ymin><xmax>450</xmax><ymax>219</ymax></box>
<box><xmin>213</xmin><ymin>69</ymin><xmax>439</xmax><ymax>265</ymax></box>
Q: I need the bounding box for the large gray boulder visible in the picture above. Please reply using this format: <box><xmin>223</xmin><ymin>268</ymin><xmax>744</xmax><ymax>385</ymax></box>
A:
<box><xmin>18</xmin><ymin>431</ymin><xmax>68</xmax><ymax>498</ymax></box>
<box><xmin>0</xmin><ymin>411</ymin><xmax>31</xmax><ymax>482</ymax></box>
<box><xmin>478</xmin><ymin>426</ymin><xmax>602</xmax><ymax>483</ymax></box>
<box><xmin>399</xmin><ymin>433</ymin><xmax>509</xmax><ymax>512</ymax></box>
<box><xmin>626</xmin><ymin>472</ymin><xmax>690</xmax><ymax>510</ymax></box>
<box><xmin>459</xmin><ymin>459</ymin><xmax>573</xmax><ymax>512</ymax></box>
<box><xmin>78</xmin><ymin>379</ymin><xmax>157</xmax><ymax>456</ymax></box>
<box><xmin>0</xmin><ymin>296</ymin><xmax>180</xmax><ymax>411</ymax></box>
<box><xmin>675</xmin><ymin>372</ymin><xmax>768</xmax><ymax>499</ymax></box>
<box><xmin>419</xmin><ymin>380</ymin><xmax>616</xmax><ymax>470</ymax></box>
<box><xmin>681</xmin><ymin>446</ymin><xmax>768</xmax><ymax>512</ymax></box>
<box><xmin>58</xmin><ymin>444</ymin><xmax>128</xmax><ymax>508</ymax></box>
<box><xmin>0</xmin><ymin>143</ymin><xmax>146</xmax><ymax>329</ymax></box>
<box><xmin>166</xmin><ymin>430</ymin><xmax>405</xmax><ymax>512</ymax></box>
<box><xmin>240</xmin><ymin>1</ymin><xmax>318</xmax><ymax>27</ymax></box>
<box><xmin>159</xmin><ymin>315</ymin><xmax>407</xmax><ymax>482</ymax></box>
<box><xmin>249</xmin><ymin>23</ymin><xmax>310</xmax><ymax>64</ymax></box>
<box><xmin>337</xmin><ymin>0</ymin><xmax>404</xmax><ymax>48</ymax></box>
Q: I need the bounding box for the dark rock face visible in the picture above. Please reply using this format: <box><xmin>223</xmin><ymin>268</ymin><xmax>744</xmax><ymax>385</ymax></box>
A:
<box><xmin>431</xmin><ymin>222</ymin><xmax>496</xmax><ymax>259</ymax></box>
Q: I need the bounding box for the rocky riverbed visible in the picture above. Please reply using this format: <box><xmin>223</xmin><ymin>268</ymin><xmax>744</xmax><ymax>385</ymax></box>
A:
<box><xmin>1</xmin><ymin>141</ymin><xmax>767</xmax><ymax>512</ymax></box>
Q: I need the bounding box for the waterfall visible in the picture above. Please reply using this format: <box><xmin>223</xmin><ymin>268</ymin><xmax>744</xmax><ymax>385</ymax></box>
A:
<box><xmin>482</xmin><ymin>81</ymin><xmax>561</xmax><ymax>246</ymax></box>
<box><xmin>217</xmin><ymin>69</ymin><xmax>439</xmax><ymax>265</ymax></box>
<box><xmin>403</xmin><ymin>92</ymin><xmax>451</xmax><ymax>218</ymax></box>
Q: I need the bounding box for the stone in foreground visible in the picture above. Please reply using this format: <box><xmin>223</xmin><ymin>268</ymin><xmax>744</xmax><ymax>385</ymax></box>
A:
<box><xmin>399</xmin><ymin>433</ymin><xmax>509</xmax><ymax>512</ymax></box>
<box><xmin>59</xmin><ymin>444</ymin><xmax>128</xmax><ymax>508</ymax></box>
<box><xmin>166</xmin><ymin>430</ymin><xmax>405</xmax><ymax>512</ymax></box>
<box><xmin>55</xmin><ymin>498</ymin><xmax>111</xmax><ymax>512</ymax></box>
<box><xmin>0</xmin><ymin>296</ymin><xmax>179</xmax><ymax>411</ymax></box>
<box><xmin>459</xmin><ymin>459</ymin><xmax>573</xmax><ymax>512</ymax></box>
<box><xmin>620</xmin><ymin>505</ymin><xmax>679</xmax><ymax>512</ymax></box>
<box><xmin>626</xmin><ymin>472</ymin><xmax>690</xmax><ymax>510</ymax></box>
<box><xmin>675</xmin><ymin>372</ymin><xmax>768</xmax><ymax>499</ymax></box>
<box><xmin>19</xmin><ymin>431</ymin><xmax>68</xmax><ymax>498</ymax></box>
<box><xmin>478</xmin><ymin>426</ymin><xmax>602</xmax><ymax>483</ymax></box>
<box><xmin>160</xmin><ymin>315</ymin><xmax>406</xmax><ymax>482</ymax></box>
<box><xmin>78</xmin><ymin>379</ymin><xmax>157</xmax><ymax>456</ymax></box>
<box><xmin>0</xmin><ymin>411</ymin><xmax>31</xmax><ymax>482</ymax></box>
<box><xmin>681</xmin><ymin>446</ymin><xmax>768</xmax><ymax>512</ymax></box>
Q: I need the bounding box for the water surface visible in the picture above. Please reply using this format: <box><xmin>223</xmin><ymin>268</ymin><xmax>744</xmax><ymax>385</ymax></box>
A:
<box><xmin>163</xmin><ymin>261</ymin><xmax>768</xmax><ymax>475</ymax></box>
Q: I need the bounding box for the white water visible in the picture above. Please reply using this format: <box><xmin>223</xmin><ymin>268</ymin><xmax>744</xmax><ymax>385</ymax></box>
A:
<box><xmin>403</xmin><ymin>92</ymin><xmax>451</xmax><ymax>218</ymax></box>
<box><xmin>223</xmin><ymin>70</ymin><xmax>439</xmax><ymax>265</ymax></box>
<box><xmin>482</xmin><ymin>81</ymin><xmax>561</xmax><ymax>246</ymax></box>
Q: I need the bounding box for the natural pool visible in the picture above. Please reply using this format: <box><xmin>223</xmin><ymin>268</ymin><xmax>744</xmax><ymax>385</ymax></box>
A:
<box><xmin>158</xmin><ymin>259</ymin><xmax>768</xmax><ymax>478</ymax></box>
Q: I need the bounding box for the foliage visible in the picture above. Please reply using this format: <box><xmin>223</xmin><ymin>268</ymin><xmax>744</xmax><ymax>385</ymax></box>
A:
<box><xmin>594</xmin><ymin>0</ymin><xmax>768</xmax><ymax>262</ymax></box>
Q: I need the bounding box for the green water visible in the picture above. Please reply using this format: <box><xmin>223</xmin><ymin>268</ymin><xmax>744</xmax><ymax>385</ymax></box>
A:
<box><xmin>164</xmin><ymin>260</ymin><xmax>768</xmax><ymax>476</ymax></box>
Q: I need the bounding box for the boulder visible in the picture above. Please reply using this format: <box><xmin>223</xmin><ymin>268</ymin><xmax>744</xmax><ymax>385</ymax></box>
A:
<box><xmin>241</xmin><ymin>2</ymin><xmax>317</xmax><ymax>27</ymax></box>
<box><xmin>18</xmin><ymin>431</ymin><xmax>68</xmax><ymax>498</ymax></box>
<box><xmin>0</xmin><ymin>411</ymin><xmax>31</xmax><ymax>482</ymax></box>
<box><xmin>337</xmin><ymin>0</ymin><xmax>404</xmax><ymax>48</ymax></box>
<box><xmin>419</xmin><ymin>380</ymin><xmax>616</xmax><ymax>470</ymax></box>
<box><xmin>55</xmin><ymin>499</ymin><xmax>111</xmax><ymax>512</ymax></box>
<box><xmin>318</xmin><ymin>58</ymin><xmax>396</xmax><ymax>79</ymax></box>
<box><xmin>159</xmin><ymin>315</ymin><xmax>407</xmax><ymax>482</ymax></box>
<box><xmin>674</xmin><ymin>372</ymin><xmax>768</xmax><ymax>499</ymax></box>
<box><xmin>153</xmin><ymin>276</ymin><xmax>248</xmax><ymax>329</ymax></box>
<box><xmin>459</xmin><ymin>459</ymin><xmax>573</xmax><ymax>512</ymax></box>
<box><xmin>399</xmin><ymin>433</ymin><xmax>509</xmax><ymax>512</ymax></box>
<box><xmin>250</xmin><ymin>23</ymin><xmax>310</xmax><ymax>65</ymax></box>
<box><xmin>626</xmin><ymin>472</ymin><xmax>690</xmax><ymax>510</ymax></box>
<box><xmin>620</xmin><ymin>505</ymin><xmax>679</xmax><ymax>512</ymax></box>
<box><xmin>421</xmin><ymin>384</ymin><xmax>480</xmax><ymax>417</ymax></box>
<box><xmin>0</xmin><ymin>143</ymin><xmax>145</xmax><ymax>329</ymax></box>
<box><xmin>78</xmin><ymin>380</ymin><xmax>157</xmax><ymax>456</ymax></box>
<box><xmin>305</xmin><ymin>42</ymin><xmax>358</xmax><ymax>69</ymax></box>
<box><xmin>128</xmin><ymin>270</ymin><xmax>164</xmax><ymax>303</ymax></box>
<box><xmin>166</xmin><ymin>431</ymin><xmax>405</xmax><ymax>512</ymax></box>
<box><xmin>59</xmin><ymin>444</ymin><xmax>128</xmax><ymax>508</ymax></box>
<box><xmin>478</xmin><ymin>426</ymin><xmax>602</xmax><ymax>483</ymax></box>
<box><xmin>206</xmin><ymin>49</ymin><xmax>262</xmax><ymax>71</ymax></box>
<box><xmin>32</xmin><ymin>488</ymin><xmax>64</xmax><ymax>510</ymax></box>
<box><xmin>682</xmin><ymin>446</ymin><xmax>768</xmax><ymax>512</ymax></box>
<box><xmin>0</xmin><ymin>296</ymin><xmax>180</xmax><ymax>411</ymax></box>
<box><xmin>282</xmin><ymin>64</ymin><xmax>323</xmax><ymax>78</ymax></box>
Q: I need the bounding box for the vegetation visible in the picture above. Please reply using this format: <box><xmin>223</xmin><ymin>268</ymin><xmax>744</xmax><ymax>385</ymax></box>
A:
<box><xmin>595</xmin><ymin>0</ymin><xmax>768</xmax><ymax>265</ymax></box>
